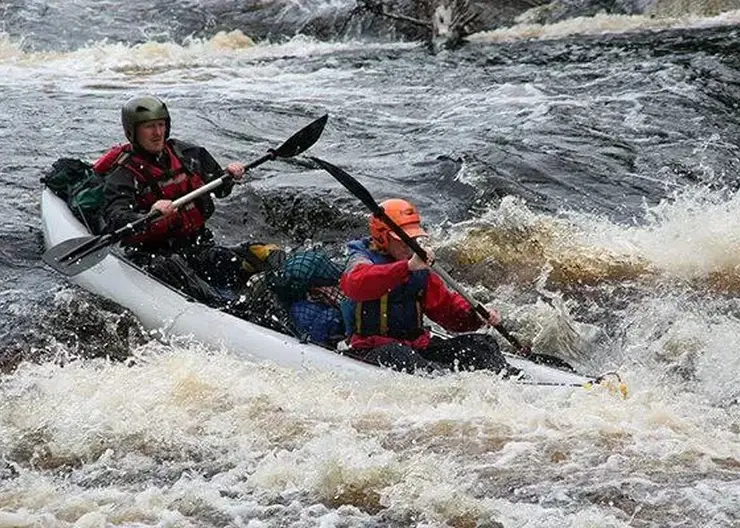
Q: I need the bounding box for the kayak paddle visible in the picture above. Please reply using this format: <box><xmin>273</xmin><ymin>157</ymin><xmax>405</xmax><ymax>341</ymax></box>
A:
<box><xmin>43</xmin><ymin>114</ymin><xmax>329</xmax><ymax>277</ymax></box>
<box><xmin>308</xmin><ymin>156</ymin><xmax>575</xmax><ymax>371</ymax></box>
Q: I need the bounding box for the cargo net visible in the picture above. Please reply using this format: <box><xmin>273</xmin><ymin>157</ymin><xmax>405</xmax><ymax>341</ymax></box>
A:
<box><xmin>227</xmin><ymin>248</ymin><xmax>347</xmax><ymax>347</ymax></box>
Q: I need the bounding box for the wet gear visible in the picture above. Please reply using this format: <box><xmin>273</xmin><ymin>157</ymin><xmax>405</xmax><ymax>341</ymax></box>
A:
<box><xmin>125</xmin><ymin>238</ymin><xmax>286</xmax><ymax>307</ymax></box>
<box><xmin>235</xmin><ymin>243</ymin><xmax>285</xmax><ymax>275</ymax></box>
<box><xmin>290</xmin><ymin>300</ymin><xmax>344</xmax><ymax>345</ymax></box>
<box><xmin>271</xmin><ymin>250</ymin><xmax>347</xmax><ymax>346</ymax></box>
<box><xmin>41</xmin><ymin>158</ymin><xmax>105</xmax><ymax>233</ymax></box>
<box><xmin>272</xmin><ymin>250</ymin><xmax>344</xmax><ymax>303</ymax></box>
<box><xmin>121</xmin><ymin>94</ymin><xmax>171</xmax><ymax>143</ymax></box>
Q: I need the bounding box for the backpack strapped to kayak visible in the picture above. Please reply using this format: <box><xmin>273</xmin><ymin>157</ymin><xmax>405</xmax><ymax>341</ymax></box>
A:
<box><xmin>272</xmin><ymin>250</ymin><xmax>347</xmax><ymax>346</ymax></box>
<box><xmin>41</xmin><ymin>158</ymin><xmax>105</xmax><ymax>234</ymax></box>
<box><xmin>228</xmin><ymin>248</ymin><xmax>347</xmax><ymax>346</ymax></box>
<box><xmin>271</xmin><ymin>250</ymin><xmax>344</xmax><ymax>304</ymax></box>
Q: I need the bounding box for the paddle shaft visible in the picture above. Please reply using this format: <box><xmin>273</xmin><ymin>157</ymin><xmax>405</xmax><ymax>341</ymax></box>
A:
<box><xmin>165</xmin><ymin>151</ymin><xmax>276</xmax><ymax>209</ymax></box>
<box><xmin>56</xmin><ymin>172</ymin><xmax>237</xmax><ymax>265</ymax></box>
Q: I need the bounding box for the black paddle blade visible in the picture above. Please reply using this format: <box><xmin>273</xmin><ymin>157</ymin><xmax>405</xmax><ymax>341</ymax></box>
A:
<box><xmin>42</xmin><ymin>235</ymin><xmax>111</xmax><ymax>276</ymax></box>
<box><xmin>308</xmin><ymin>156</ymin><xmax>380</xmax><ymax>212</ymax></box>
<box><xmin>274</xmin><ymin>114</ymin><xmax>328</xmax><ymax>158</ymax></box>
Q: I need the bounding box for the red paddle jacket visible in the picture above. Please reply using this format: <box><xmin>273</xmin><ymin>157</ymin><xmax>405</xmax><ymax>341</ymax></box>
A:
<box><xmin>340</xmin><ymin>238</ymin><xmax>482</xmax><ymax>350</ymax></box>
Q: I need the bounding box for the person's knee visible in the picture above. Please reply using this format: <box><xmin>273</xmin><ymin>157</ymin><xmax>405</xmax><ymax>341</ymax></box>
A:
<box><xmin>465</xmin><ymin>332</ymin><xmax>500</xmax><ymax>350</ymax></box>
<box><xmin>148</xmin><ymin>254</ymin><xmax>186</xmax><ymax>279</ymax></box>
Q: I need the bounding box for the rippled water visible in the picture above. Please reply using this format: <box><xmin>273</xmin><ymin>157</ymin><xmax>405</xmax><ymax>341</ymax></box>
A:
<box><xmin>1</xmin><ymin>1</ymin><xmax>739</xmax><ymax>526</ymax></box>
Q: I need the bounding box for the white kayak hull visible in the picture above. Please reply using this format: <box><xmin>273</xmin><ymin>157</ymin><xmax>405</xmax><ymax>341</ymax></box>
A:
<box><xmin>40</xmin><ymin>188</ymin><xmax>591</xmax><ymax>385</ymax></box>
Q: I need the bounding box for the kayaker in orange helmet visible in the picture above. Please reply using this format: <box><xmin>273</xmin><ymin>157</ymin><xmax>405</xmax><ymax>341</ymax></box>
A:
<box><xmin>340</xmin><ymin>198</ymin><xmax>517</xmax><ymax>375</ymax></box>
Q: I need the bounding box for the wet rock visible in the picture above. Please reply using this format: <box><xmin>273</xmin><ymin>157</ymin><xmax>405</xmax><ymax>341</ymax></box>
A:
<box><xmin>257</xmin><ymin>189</ymin><xmax>367</xmax><ymax>248</ymax></box>
<box><xmin>0</xmin><ymin>460</ymin><xmax>19</xmax><ymax>481</ymax></box>
<box><xmin>514</xmin><ymin>0</ymin><xmax>649</xmax><ymax>26</ymax></box>
<box><xmin>0</xmin><ymin>289</ymin><xmax>148</xmax><ymax>372</ymax></box>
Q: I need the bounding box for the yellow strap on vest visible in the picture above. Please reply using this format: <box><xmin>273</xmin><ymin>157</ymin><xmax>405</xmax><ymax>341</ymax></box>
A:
<box><xmin>355</xmin><ymin>301</ymin><xmax>363</xmax><ymax>335</ymax></box>
<box><xmin>353</xmin><ymin>294</ymin><xmax>395</xmax><ymax>336</ymax></box>
<box><xmin>379</xmin><ymin>294</ymin><xmax>389</xmax><ymax>336</ymax></box>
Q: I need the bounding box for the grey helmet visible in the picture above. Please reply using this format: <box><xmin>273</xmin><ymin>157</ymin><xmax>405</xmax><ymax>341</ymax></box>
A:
<box><xmin>121</xmin><ymin>95</ymin><xmax>171</xmax><ymax>143</ymax></box>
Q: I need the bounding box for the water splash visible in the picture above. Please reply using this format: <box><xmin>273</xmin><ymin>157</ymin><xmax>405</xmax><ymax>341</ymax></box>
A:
<box><xmin>0</xmin><ymin>347</ymin><xmax>736</xmax><ymax>526</ymax></box>
<box><xmin>444</xmin><ymin>183</ymin><xmax>740</xmax><ymax>294</ymax></box>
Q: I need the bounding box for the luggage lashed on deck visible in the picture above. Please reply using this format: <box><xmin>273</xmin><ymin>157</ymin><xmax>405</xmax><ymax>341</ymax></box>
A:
<box><xmin>41</xmin><ymin>158</ymin><xmax>105</xmax><ymax>233</ymax></box>
<box><xmin>271</xmin><ymin>250</ymin><xmax>346</xmax><ymax>346</ymax></box>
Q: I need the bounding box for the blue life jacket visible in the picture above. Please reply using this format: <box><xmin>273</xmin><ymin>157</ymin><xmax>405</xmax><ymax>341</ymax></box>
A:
<box><xmin>341</xmin><ymin>238</ymin><xmax>428</xmax><ymax>339</ymax></box>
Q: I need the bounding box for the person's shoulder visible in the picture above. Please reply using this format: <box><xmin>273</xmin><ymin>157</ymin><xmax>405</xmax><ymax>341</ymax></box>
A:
<box><xmin>347</xmin><ymin>237</ymin><xmax>371</xmax><ymax>252</ymax></box>
<box><xmin>345</xmin><ymin>238</ymin><xmax>377</xmax><ymax>271</ymax></box>
<box><xmin>169</xmin><ymin>138</ymin><xmax>205</xmax><ymax>155</ymax></box>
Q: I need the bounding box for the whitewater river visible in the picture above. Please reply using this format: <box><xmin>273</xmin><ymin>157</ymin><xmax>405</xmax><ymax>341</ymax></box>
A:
<box><xmin>1</xmin><ymin>1</ymin><xmax>739</xmax><ymax>526</ymax></box>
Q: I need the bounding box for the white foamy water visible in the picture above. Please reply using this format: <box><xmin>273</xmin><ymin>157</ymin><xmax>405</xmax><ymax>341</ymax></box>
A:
<box><xmin>0</xmin><ymin>343</ymin><xmax>737</xmax><ymax>527</ymax></box>
<box><xmin>469</xmin><ymin>9</ymin><xmax>740</xmax><ymax>43</ymax></box>
<box><xmin>456</xmin><ymin>180</ymin><xmax>740</xmax><ymax>286</ymax></box>
<box><xmin>446</xmin><ymin>184</ymin><xmax>740</xmax><ymax>401</ymax></box>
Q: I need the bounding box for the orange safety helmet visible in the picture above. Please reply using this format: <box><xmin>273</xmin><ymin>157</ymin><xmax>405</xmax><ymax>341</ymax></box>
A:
<box><xmin>369</xmin><ymin>198</ymin><xmax>428</xmax><ymax>250</ymax></box>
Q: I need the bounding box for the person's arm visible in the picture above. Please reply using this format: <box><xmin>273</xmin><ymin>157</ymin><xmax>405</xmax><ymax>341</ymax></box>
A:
<box><xmin>195</xmin><ymin>146</ymin><xmax>236</xmax><ymax>198</ymax></box>
<box><xmin>103</xmin><ymin>167</ymin><xmax>143</xmax><ymax>231</ymax></box>
<box><xmin>340</xmin><ymin>257</ymin><xmax>412</xmax><ymax>302</ymax></box>
<box><xmin>423</xmin><ymin>273</ymin><xmax>482</xmax><ymax>332</ymax></box>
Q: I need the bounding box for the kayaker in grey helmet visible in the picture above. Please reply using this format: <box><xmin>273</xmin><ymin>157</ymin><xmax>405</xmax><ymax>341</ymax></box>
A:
<box><xmin>98</xmin><ymin>94</ymin><xmax>284</xmax><ymax>306</ymax></box>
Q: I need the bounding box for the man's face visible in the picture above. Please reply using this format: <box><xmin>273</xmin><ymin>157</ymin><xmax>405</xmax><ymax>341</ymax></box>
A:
<box><xmin>136</xmin><ymin>119</ymin><xmax>167</xmax><ymax>154</ymax></box>
<box><xmin>387</xmin><ymin>235</ymin><xmax>428</xmax><ymax>261</ymax></box>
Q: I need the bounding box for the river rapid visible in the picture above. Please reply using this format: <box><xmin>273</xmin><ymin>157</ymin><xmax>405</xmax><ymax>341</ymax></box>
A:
<box><xmin>0</xmin><ymin>1</ymin><xmax>739</xmax><ymax>527</ymax></box>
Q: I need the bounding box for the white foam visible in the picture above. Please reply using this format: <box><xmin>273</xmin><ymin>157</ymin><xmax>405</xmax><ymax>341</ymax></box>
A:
<box><xmin>469</xmin><ymin>9</ymin><xmax>740</xmax><ymax>43</ymax></box>
<box><xmin>0</xmin><ymin>342</ymin><xmax>736</xmax><ymax>525</ymax></box>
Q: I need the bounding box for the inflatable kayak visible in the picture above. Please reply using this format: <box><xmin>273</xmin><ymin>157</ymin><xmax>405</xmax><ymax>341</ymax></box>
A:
<box><xmin>40</xmin><ymin>187</ymin><xmax>595</xmax><ymax>386</ymax></box>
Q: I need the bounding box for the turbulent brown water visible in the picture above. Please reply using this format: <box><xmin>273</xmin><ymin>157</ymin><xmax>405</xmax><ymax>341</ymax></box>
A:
<box><xmin>0</xmin><ymin>2</ymin><xmax>739</xmax><ymax>527</ymax></box>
